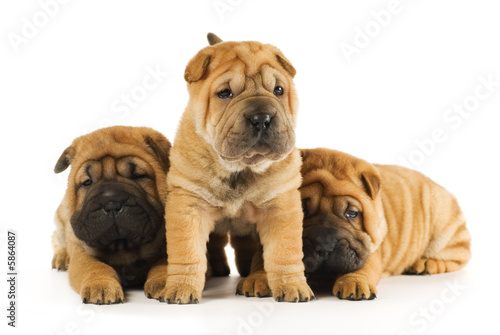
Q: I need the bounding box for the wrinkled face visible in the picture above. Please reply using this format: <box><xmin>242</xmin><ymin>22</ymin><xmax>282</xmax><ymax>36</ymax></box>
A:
<box><xmin>70</xmin><ymin>156</ymin><xmax>164</xmax><ymax>253</ymax></box>
<box><xmin>209</xmin><ymin>65</ymin><xmax>296</xmax><ymax>167</ymax></box>
<box><xmin>187</xmin><ymin>41</ymin><xmax>298</xmax><ymax>171</ymax></box>
<box><xmin>298</xmin><ymin>148</ymin><xmax>385</xmax><ymax>279</ymax></box>
<box><xmin>301</xmin><ymin>187</ymin><xmax>372</xmax><ymax>277</ymax></box>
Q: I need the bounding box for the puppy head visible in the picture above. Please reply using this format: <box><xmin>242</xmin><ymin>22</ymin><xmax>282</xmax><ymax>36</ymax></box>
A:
<box><xmin>299</xmin><ymin>148</ymin><xmax>386</xmax><ymax>276</ymax></box>
<box><xmin>54</xmin><ymin>126</ymin><xmax>171</xmax><ymax>252</ymax></box>
<box><xmin>184</xmin><ymin>33</ymin><xmax>298</xmax><ymax>171</ymax></box>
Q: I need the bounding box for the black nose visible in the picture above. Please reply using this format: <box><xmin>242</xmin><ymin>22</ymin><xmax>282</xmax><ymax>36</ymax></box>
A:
<box><xmin>303</xmin><ymin>226</ymin><xmax>339</xmax><ymax>248</ymax></box>
<box><xmin>99</xmin><ymin>188</ymin><xmax>129</xmax><ymax>213</ymax></box>
<box><xmin>249</xmin><ymin>113</ymin><xmax>272</xmax><ymax>131</ymax></box>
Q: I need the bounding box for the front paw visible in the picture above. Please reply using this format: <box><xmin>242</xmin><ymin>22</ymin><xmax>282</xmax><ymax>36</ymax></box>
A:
<box><xmin>270</xmin><ymin>277</ymin><xmax>314</xmax><ymax>302</ymax></box>
<box><xmin>157</xmin><ymin>280</ymin><xmax>202</xmax><ymax>304</ymax></box>
<box><xmin>333</xmin><ymin>274</ymin><xmax>376</xmax><ymax>300</ymax></box>
<box><xmin>52</xmin><ymin>249</ymin><xmax>70</xmax><ymax>271</ymax></box>
<box><xmin>236</xmin><ymin>271</ymin><xmax>271</xmax><ymax>298</ymax></box>
<box><xmin>144</xmin><ymin>275</ymin><xmax>166</xmax><ymax>300</ymax></box>
<box><xmin>404</xmin><ymin>258</ymin><xmax>451</xmax><ymax>275</ymax></box>
<box><xmin>81</xmin><ymin>278</ymin><xmax>124</xmax><ymax>304</ymax></box>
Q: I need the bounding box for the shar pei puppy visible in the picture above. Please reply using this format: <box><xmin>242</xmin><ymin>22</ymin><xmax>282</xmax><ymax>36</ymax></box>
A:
<box><xmin>51</xmin><ymin>126</ymin><xmax>171</xmax><ymax>304</ymax></box>
<box><xmin>155</xmin><ymin>33</ymin><xmax>313</xmax><ymax>304</ymax></box>
<box><xmin>237</xmin><ymin>148</ymin><xmax>471</xmax><ymax>300</ymax></box>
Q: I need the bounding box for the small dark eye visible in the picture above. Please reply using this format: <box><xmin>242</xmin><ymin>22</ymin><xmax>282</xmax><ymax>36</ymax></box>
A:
<box><xmin>345</xmin><ymin>210</ymin><xmax>358</xmax><ymax>219</ymax></box>
<box><xmin>217</xmin><ymin>89</ymin><xmax>233</xmax><ymax>99</ymax></box>
<box><xmin>82</xmin><ymin>179</ymin><xmax>92</xmax><ymax>187</ymax></box>
<box><xmin>273</xmin><ymin>86</ymin><xmax>284</xmax><ymax>96</ymax></box>
<box><xmin>131</xmin><ymin>173</ymin><xmax>147</xmax><ymax>180</ymax></box>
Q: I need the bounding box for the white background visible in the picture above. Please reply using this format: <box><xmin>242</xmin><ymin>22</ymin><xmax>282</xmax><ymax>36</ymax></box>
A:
<box><xmin>1</xmin><ymin>0</ymin><xmax>499</xmax><ymax>334</ymax></box>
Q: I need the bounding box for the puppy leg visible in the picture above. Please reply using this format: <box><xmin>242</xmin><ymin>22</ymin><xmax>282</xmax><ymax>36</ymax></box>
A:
<box><xmin>230</xmin><ymin>234</ymin><xmax>259</xmax><ymax>277</ymax></box>
<box><xmin>333</xmin><ymin>251</ymin><xmax>382</xmax><ymax>300</ymax></box>
<box><xmin>236</xmin><ymin>246</ymin><xmax>271</xmax><ymax>297</ymax></box>
<box><xmin>405</xmin><ymin>211</ymin><xmax>471</xmax><ymax>275</ymax></box>
<box><xmin>51</xmin><ymin>210</ymin><xmax>69</xmax><ymax>270</ymax></box>
<box><xmin>158</xmin><ymin>190</ymin><xmax>216</xmax><ymax>304</ymax></box>
<box><xmin>51</xmin><ymin>232</ymin><xmax>69</xmax><ymax>271</ymax></box>
<box><xmin>68</xmin><ymin>247</ymin><xmax>124</xmax><ymax>304</ymax></box>
<box><xmin>258</xmin><ymin>189</ymin><xmax>314</xmax><ymax>302</ymax></box>
<box><xmin>207</xmin><ymin>233</ymin><xmax>230</xmax><ymax>277</ymax></box>
<box><xmin>144</xmin><ymin>257</ymin><xmax>168</xmax><ymax>299</ymax></box>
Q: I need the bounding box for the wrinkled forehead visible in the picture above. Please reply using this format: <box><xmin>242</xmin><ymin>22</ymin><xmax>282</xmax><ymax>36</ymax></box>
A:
<box><xmin>300</xmin><ymin>169</ymin><xmax>361</xmax><ymax>199</ymax></box>
<box><xmin>231</xmin><ymin>42</ymin><xmax>276</xmax><ymax>75</ymax></box>
<box><xmin>72</xmin><ymin>155</ymin><xmax>154</xmax><ymax>181</ymax></box>
<box><xmin>211</xmin><ymin>42</ymin><xmax>287</xmax><ymax>82</ymax></box>
<box><xmin>68</xmin><ymin>143</ymin><xmax>156</xmax><ymax>178</ymax></box>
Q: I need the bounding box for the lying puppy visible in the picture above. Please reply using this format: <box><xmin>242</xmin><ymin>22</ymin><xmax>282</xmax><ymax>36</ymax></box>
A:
<box><xmin>157</xmin><ymin>33</ymin><xmax>313</xmax><ymax>303</ymax></box>
<box><xmin>51</xmin><ymin>126</ymin><xmax>171</xmax><ymax>304</ymax></box>
<box><xmin>237</xmin><ymin>148</ymin><xmax>471</xmax><ymax>300</ymax></box>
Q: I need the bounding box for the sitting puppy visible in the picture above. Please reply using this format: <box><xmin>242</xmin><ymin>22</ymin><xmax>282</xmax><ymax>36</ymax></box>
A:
<box><xmin>51</xmin><ymin>126</ymin><xmax>171</xmax><ymax>304</ymax></box>
<box><xmin>237</xmin><ymin>148</ymin><xmax>471</xmax><ymax>300</ymax></box>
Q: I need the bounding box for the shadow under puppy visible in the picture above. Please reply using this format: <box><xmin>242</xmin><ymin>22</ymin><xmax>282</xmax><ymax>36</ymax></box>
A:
<box><xmin>51</xmin><ymin>126</ymin><xmax>171</xmax><ymax>304</ymax></box>
<box><xmin>236</xmin><ymin>148</ymin><xmax>471</xmax><ymax>300</ymax></box>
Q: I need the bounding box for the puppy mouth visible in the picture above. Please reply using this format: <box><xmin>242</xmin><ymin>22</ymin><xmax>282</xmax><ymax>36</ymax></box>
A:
<box><xmin>215</xmin><ymin>109</ymin><xmax>295</xmax><ymax>165</ymax></box>
<box><xmin>241</xmin><ymin>154</ymin><xmax>266</xmax><ymax>165</ymax></box>
<box><xmin>302</xmin><ymin>225</ymin><xmax>369</xmax><ymax>275</ymax></box>
<box><xmin>94</xmin><ymin>236</ymin><xmax>144</xmax><ymax>252</ymax></box>
<box><xmin>218</xmin><ymin>151</ymin><xmax>270</xmax><ymax>165</ymax></box>
<box><xmin>71</xmin><ymin>187</ymin><xmax>164</xmax><ymax>252</ymax></box>
<box><xmin>79</xmin><ymin>209</ymin><xmax>161</xmax><ymax>251</ymax></box>
<box><xmin>303</xmin><ymin>239</ymin><xmax>364</xmax><ymax>275</ymax></box>
<box><xmin>218</xmin><ymin>144</ymin><xmax>281</xmax><ymax>166</ymax></box>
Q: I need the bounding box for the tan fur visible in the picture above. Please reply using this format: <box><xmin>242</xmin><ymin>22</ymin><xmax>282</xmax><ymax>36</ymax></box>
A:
<box><xmin>237</xmin><ymin>148</ymin><xmax>471</xmax><ymax>300</ymax></box>
<box><xmin>51</xmin><ymin>126</ymin><xmax>171</xmax><ymax>304</ymax></box>
<box><xmin>158</xmin><ymin>34</ymin><xmax>313</xmax><ymax>303</ymax></box>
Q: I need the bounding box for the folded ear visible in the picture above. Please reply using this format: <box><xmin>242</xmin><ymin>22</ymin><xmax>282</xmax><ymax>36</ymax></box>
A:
<box><xmin>184</xmin><ymin>49</ymin><xmax>213</xmax><ymax>83</ymax></box>
<box><xmin>299</xmin><ymin>181</ymin><xmax>323</xmax><ymax>218</ymax></box>
<box><xmin>207</xmin><ymin>33</ymin><xmax>222</xmax><ymax>46</ymax></box>
<box><xmin>360</xmin><ymin>171</ymin><xmax>381</xmax><ymax>199</ymax></box>
<box><xmin>276</xmin><ymin>54</ymin><xmax>296</xmax><ymax>78</ymax></box>
<box><xmin>145</xmin><ymin>135</ymin><xmax>171</xmax><ymax>173</ymax></box>
<box><xmin>54</xmin><ymin>147</ymin><xmax>76</xmax><ymax>173</ymax></box>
